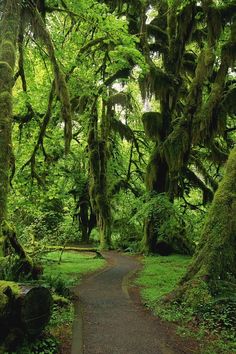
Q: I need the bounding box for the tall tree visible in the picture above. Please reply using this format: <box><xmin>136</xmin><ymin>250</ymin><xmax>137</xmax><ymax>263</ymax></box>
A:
<box><xmin>173</xmin><ymin>146</ymin><xmax>236</xmax><ymax>305</ymax></box>
<box><xmin>0</xmin><ymin>0</ymin><xmax>21</xmax><ymax>254</ymax></box>
<box><xmin>137</xmin><ymin>0</ymin><xmax>236</xmax><ymax>252</ymax></box>
<box><xmin>0</xmin><ymin>0</ymin><xmax>72</xmax><ymax>268</ymax></box>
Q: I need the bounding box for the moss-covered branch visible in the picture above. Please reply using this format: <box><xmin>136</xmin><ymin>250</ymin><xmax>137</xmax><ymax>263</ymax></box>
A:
<box><xmin>29</xmin><ymin>4</ymin><xmax>72</xmax><ymax>154</ymax></box>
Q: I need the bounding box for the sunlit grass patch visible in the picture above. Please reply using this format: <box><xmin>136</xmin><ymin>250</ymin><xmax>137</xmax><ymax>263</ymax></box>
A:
<box><xmin>42</xmin><ymin>251</ymin><xmax>106</xmax><ymax>286</ymax></box>
<box><xmin>136</xmin><ymin>255</ymin><xmax>191</xmax><ymax>305</ymax></box>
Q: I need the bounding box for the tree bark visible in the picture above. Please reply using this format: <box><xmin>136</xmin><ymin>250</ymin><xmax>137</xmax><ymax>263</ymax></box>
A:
<box><xmin>0</xmin><ymin>0</ymin><xmax>21</xmax><ymax>255</ymax></box>
<box><xmin>174</xmin><ymin>147</ymin><xmax>236</xmax><ymax>306</ymax></box>
<box><xmin>88</xmin><ymin>100</ymin><xmax>112</xmax><ymax>250</ymax></box>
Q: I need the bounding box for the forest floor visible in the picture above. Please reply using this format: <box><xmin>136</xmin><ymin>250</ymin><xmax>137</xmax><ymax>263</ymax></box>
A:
<box><xmin>71</xmin><ymin>251</ymin><xmax>200</xmax><ymax>354</ymax></box>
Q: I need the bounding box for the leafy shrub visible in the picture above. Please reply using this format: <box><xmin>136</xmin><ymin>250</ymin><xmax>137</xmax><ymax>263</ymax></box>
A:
<box><xmin>196</xmin><ymin>297</ymin><xmax>236</xmax><ymax>330</ymax></box>
<box><xmin>112</xmin><ymin>217</ymin><xmax>142</xmax><ymax>251</ymax></box>
<box><xmin>0</xmin><ymin>255</ymin><xmax>39</xmax><ymax>281</ymax></box>
<box><xmin>132</xmin><ymin>192</ymin><xmax>196</xmax><ymax>255</ymax></box>
<box><xmin>42</xmin><ymin>274</ymin><xmax>71</xmax><ymax>297</ymax></box>
<box><xmin>13</xmin><ymin>335</ymin><xmax>59</xmax><ymax>354</ymax></box>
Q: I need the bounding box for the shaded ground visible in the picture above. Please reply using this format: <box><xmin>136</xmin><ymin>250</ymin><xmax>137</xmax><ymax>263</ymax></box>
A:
<box><xmin>72</xmin><ymin>251</ymin><xmax>200</xmax><ymax>354</ymax></box>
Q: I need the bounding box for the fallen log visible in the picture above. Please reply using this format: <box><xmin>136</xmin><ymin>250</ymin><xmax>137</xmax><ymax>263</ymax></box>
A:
<box><xmin>0</xmin><ymin>281</ymin><xmax>52</xmax><ymax>350</ymax></box>
<box><xmin>45</xmin><ymin>245</ymin><xmax>103</xmax><ymax>258</ymax></box>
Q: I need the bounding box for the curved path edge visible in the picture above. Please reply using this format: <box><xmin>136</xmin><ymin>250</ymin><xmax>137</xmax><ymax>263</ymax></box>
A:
<box><xmin>71</xmin><ymin>252</ymin><xmax>199</xmax><ymax>354</ymax></box>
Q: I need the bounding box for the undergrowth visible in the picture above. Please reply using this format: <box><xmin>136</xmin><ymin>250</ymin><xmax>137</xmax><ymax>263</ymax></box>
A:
<box><xmin>13</xmin><ymin>251</ymin><xmax>106</xmax><ymax>354</ymax></box>
<box><xmin>136</xmin><ymin>255</ymin><xmax>236</xmax><ymax>353</ymax></box>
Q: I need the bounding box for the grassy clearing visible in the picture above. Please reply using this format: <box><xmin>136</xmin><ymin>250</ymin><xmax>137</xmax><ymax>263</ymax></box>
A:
<box><xmin>135</xmin><ymin>254</ymin><xmax>191</xmax><ymax>319</ymax></box>
<box><xmin>42</xmin><ymin>251</ymin><xmax>106</xmax><ymax>287</ymax></box>
<box><xmin>136</xmin><ymin>255</ymin><xmax>236</xmax><ymax>353</ymax></box>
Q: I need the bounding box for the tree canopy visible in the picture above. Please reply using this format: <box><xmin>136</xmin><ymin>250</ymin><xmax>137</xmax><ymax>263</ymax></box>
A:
<box><xmin>0</xmin><ymin>0</ymin><xmax>236</xmax><ymax>350</ymax></box>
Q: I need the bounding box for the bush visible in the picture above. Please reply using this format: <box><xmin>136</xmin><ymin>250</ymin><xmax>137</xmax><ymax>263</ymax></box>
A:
<box><xmin>133</xmin><ymin>192</ymin><xmax>196</xmax><ymax>255</ymax></box>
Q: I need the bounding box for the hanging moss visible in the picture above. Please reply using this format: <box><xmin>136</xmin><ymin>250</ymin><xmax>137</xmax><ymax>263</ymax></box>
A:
<box><xmin>165</xmin><ymin>2</ymin><xmax>197</xmax><ymax>74</ymax></box>
<box><xmin>139</xmin><ymin>65</ymin><xmax>174</xmax><ymax>100</ymax></box>
<box><xmin>111</xmin><ymin>118</ymin><xmax>133</xmax><ymax>141</ymax></box>
<box><xmin>177</xmin><ymin>2</ymin><xmax>196</xmax><ymax>45</ymax></box>
<box><xmin>145</xmin><ymin>145</ymin><xmax>169</xmax><ymax>193</ymax></box>
<box><xmin>219</xmin><ymin>3</ymin><xmax>236</xmax><ymax>23</ymax></box>
<box><xmin>108</xmin><ymin>92</ymin><xmax>131</xmax><ymax>108</ymax></box>
<box><xmin>221</xmin><ymin>18</ymin><xmax>236</xmax><ymax>67</ymax></box>
<box><xmin>221</xmin><ymin>84</ymin><xmax>236</xmax><ymax>116</ymax></box>
<box><xmin>184</xmin><ymin>168</ymin><xmax>214</xmax><ymax>204</ymax></box>
<box><xmin>146</xmin><ymin>154</ymin><xmax>159</xmax><ymax>192</ymax></box>
<box><xmin>206</xmin><ymin>4</ymin><xmax>222</xmax><ymax>46</ymax></box>
<box><xmin>30</xmin><ymin>6</ymin><xmax>72</xmax><ymax>154</ymax></box>
<box><xmin>222</xmin><ymin>41</ymin><xmax>236</xmax><ymax>68</ymax></box>
<box><xmin>190</xmin><ymin>153</ymin><xmax>218</xmax><ymax>191</ymax></box>
<box><xmin>210</xmin><ymin>141</ymin><xmax>228</xmax><ymax>164</ymax></box>
<box><xmin>142</xmin><ymin>112</ymin><xmax>163</xmax><ymax>142</ymax></box>
<box><xmin>194</xmin><ymin>17</ymin><xmax>236</xmax><ymax>142</ymax></box>
<box><xmin>87</xmin><ymin>104</ymin><xmax>112</xmax><ymax>249</ymax></box>
<box><xmin>182</xmin><ymin>51</ymin><xmax>197</xmax><ymax>75</ymax></box>
<box><xmin>192</xmin><ymin>28</ymin><xmax>207</xmax><ymax>46</ymax></box>
<box><xmin>163</xmin><ymin>119</ymin><xmax>190</xmax><ymax>173</ymax></box>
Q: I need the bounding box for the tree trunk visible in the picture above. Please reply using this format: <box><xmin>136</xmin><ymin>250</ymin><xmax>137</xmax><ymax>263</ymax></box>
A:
<box><xmin>174</xmin><ymin>147</ymin><xmax>236</xmax><ymax>306</ymax></box>
<box><xmin>88</xmin><ymin>100</ymin><xmax>112</xmax><ymax>250</ymax></box>
<box><xmin>141</xmin><ymin>147</ymin><xmax>169</xmax><ymax>253</ymax></box>
<box><xmin>0</xmin><ymin>2</ymin><xmax>38</xmax><ymax>278</ymax></box>
<box><xmin>79</xmin><ymin>202</ymin><xmax>90</xmax><ymax>244</ymax></box>
<box><xmin>0</xmin><ymin>0</ymin><xmax>21</xmax><ymax>254</ymax></box>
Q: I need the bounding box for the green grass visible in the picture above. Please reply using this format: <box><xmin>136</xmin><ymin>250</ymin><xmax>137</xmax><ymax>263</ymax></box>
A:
<box><xmin>136</xmin><ymin>254</ymin><xmax>191</xmax><ymax>315</ymax></box>
<box><xmin>42</xmin><ymin>251</ymin><xmax>106</xmax><ymax>287</ymax></box>
<box><xmin>136</xmin><ymin>255</ymin><xmax>236</xmax><ymax>353</ymax></box>
<box><xmin>37</xmin><ymin>251</ymin><xmax>106</xmax><ymax>353</ymax></box>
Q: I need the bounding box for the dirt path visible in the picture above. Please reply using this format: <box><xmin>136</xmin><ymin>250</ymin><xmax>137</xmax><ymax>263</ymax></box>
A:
<box><xmin>71</xmin><ymin>251</ymin><xmax>199</xmax><ymax>354</ymax></box>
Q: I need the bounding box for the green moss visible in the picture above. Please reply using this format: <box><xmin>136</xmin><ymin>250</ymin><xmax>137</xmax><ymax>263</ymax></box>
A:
<box><xmin>0</xmin><ymin>61</ymin><xmax>12</xmax><ymax>81</ymax></box>
<box><xmin>206</xmin><ymin>5</ymin><xmax>222</xmax><ymax>46</ymax></box>
<box><xmin>0</xmin><ymin>40</ymin><xmax>15</xmax><ymax>69</ymax></box>
<box><xmin>0</xmin><ymin>91</ymin><xmax>12</xmax><ymax>112</ymax></box>
<box><xmin>163</xmin><ymin>120</ymin><xmax>190</xmax><ymax>172</ymax></box>
<box><xmin>173</xmin><ymin>147</ymin><xmax>236</xmax><ymax>309</ymax></box>
<box><xmin>52</xmin><ymin>294</ymin><xmax>70</xmax><ymax>306</ymax></box>
<box><xmin>30</xmin><ymin>7</ymin><xmax>72</xmax><ymax>154</ymax></box>
<box><xmin>142</xmin><ymin>112</ymin><xmax>163</xmax><ymax>142</ymax></box>
<box><xmin>0</xmin><ymin>280</ymin><xmax>20</xmax><ymax>312</ymax></box>
<box><xmin>139</xmin><ymin>65</ymin><xmax>173</xmax><ymax>100</ymax></box>
<box><xmin>0</xmin><ymin>280</ymin><xmax>20</xmax><ymax>295</ymax></box>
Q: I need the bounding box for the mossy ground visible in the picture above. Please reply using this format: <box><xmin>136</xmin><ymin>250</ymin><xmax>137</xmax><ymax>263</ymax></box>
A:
<box><xmin>135</xmin><ymin>255</ymin><xmax>236</xmax><ymax>353</ymax></box>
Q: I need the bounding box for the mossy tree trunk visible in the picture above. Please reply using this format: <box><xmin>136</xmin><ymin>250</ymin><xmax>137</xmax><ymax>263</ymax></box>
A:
<box><xmin>141</xmin><ymin>1</ymin><xmax>189</xmax><ymax>253</ymax></box>
<box><xmin>0</xmin><ymin>0</ymin><xmax>21</xmax><ymax>256</ymax></box>
<box><xmin>0</xmin><ymin>2</ymin><xmax>40</xmax><ymax>279</ymax></box>
<box><xmin>173</xmin><ymin>147</ymin><xmax>236</xmax><ymax>306</ymax></box>
<box><xmin>142</xmin><ymin>150</ymin><xmax>169</xmax><ymax>253</ymax></box>
<box><xmin>88</xmin><ymin>99</ymin><xmax>112</xmax><ymax>250</ymax></box>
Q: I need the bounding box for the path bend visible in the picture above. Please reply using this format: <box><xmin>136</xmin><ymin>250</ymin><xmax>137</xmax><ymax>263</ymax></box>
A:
<box><xmin>72</xmin><ymin>251</ymin><xmax>199</xmax><ymax>354</ymax></box>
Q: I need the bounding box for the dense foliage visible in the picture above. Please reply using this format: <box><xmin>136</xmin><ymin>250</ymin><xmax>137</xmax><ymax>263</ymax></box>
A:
<box><xmin>0</xmin><ymin>0</ymin><xmax>236</xmax><ymax>351</ymax></box>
